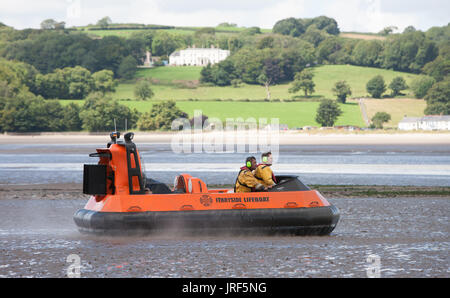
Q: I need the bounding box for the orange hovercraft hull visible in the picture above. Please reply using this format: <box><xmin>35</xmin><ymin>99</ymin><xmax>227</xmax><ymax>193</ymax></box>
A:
<box><xmin>73</xmin><ymin>132</ymin><xmax>340</xmax><ymax>236</ymax></box>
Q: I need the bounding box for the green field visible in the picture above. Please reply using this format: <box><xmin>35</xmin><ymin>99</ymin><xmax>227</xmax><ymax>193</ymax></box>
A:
<box><xmin>115</xmin><ymin>65</ymin><xmax>421</xmax><ymax>101</ymax></box>
<box><xmin>62</xmin><ymin>64</ymin><xmax>426</xmax><ymax>128</ymax></box>
<box><xmin>63</xmin><ymin>99</ymin><xmax>364</xmax><ymax>128</ymax></box>
<box><xmin>75</xmin><ymin>25</ymin><xmax>272</xmax><ymax>38</ymax></box>
<box><xmin>135</xmin><ymin>66</ymin><xmax>201</xmax><ymax>81</ymax></box>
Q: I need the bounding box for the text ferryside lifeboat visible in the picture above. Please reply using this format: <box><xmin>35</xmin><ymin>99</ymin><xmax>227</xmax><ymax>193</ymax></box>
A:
<box><xmin>73</xmin><ymin>132</ymin><xmax>340</xmax><ymax>235</ymax></box>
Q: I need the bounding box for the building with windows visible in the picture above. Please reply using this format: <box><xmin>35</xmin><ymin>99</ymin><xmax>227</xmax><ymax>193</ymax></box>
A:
<box><xmin>169</xmin><ymin>45</ymin><xmax>230</xmax><ymax>66</ymax></box>
<box><xmin>398</xmin><ymin>115</ymin><xmax>450</xmax><ymax>130</ymax></box>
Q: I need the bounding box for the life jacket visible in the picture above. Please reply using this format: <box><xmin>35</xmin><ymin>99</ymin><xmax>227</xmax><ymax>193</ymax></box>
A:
<box><xmin>255</xmin><ymin>163</ymin><xmax>277</xmax><ymax>184</ymax></box>
<box><xmin>234</xmin><ymin>166</ymin><xmax>254</xmax><ymax>193</ymax></box>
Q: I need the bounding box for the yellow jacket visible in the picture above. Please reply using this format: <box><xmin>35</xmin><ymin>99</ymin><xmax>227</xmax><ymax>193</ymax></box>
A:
<box><xmin>254</xmin><ymin>164</ymin><xmax>276</xmax><ymax>187</ymax></box>
<box><xmin>234</xmin><ymin>167</ymin><xmax>264</xmax><ymax>193</ymax></box>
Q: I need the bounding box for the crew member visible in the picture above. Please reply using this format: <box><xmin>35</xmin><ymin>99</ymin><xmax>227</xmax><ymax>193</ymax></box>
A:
<box><xmin>234</xmin><ymin>156</ymin><xmax>267</xmax><ymax>193</ymax></box>
<box><xmin>255</xmin><ymin>151</ymin><xmax>277</xmax><ymax>188</ymax></box>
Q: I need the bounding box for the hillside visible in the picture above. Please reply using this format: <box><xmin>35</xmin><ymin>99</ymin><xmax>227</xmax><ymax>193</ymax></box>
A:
<box><xmin>74</xmin><ymin>24</ymin><xmax>272</xmax><ymax>38</ymax></box>
<box><xmin>114</xmin><ymin>64</ymin><xmax>421</xmax><ymax>100</ymax></box>
<box><xmin>63</xmin><ymin>64</ymin><xmax>423</xmax><ymax>129</ymax></box>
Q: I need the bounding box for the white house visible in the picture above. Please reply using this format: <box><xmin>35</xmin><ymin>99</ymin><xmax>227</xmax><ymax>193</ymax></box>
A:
<box><xmin>169</xmin><ymin>45</ymin><xmax>230</xmax><ymax>66</ymax></box>
<box><xmin>398</xmin><ymin>115</ymin><xmax>450</xmax><ymax>130</ymax></box>
<box><xmin>398</xmin><ymin>117</ymin><xmax>420</xmax><ymax>130</ymax></box>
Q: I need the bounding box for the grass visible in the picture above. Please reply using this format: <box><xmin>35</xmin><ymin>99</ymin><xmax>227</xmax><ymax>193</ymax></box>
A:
<box><xmin>114</xmin><ymin>65</ymin><xmax>421</xmax><ymax>101</ymax></box>
<box><xmin>62</xmin><ymin>65</ymin><xmax>424</xmax><ymax>129</ymax></box>
<box><xmin>63</xmin><ymin>99</ymin><xmax>364</xmax><ymax>128</ymax></box>
<box><xmin>74</xmin><ymin>25</ymin><xmax>272</xmax><ymax>38</ymax></box>
<box><xmin>340</xmin><ymin>32</ymin><xmax>386</xmax><ymax>40</ymax></box>
<box><xmin>135</xmin><ymin>66</ymin><xmax>201</xmax><ymax>81</ymax></box>
<box><xmin>363</xmin><ymin>98</ymin><xmax>427</xmax><ymax>127</ymax></box>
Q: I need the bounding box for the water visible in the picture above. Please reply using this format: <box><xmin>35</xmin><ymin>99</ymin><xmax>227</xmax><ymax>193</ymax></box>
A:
<box><xmin>0</xmin><ymin>143</ymin><xmax>449</xmax><ymax>186</ymax></box>
<box><xmin>0</xmin><ymin>142</ymin><xmax>448</xmax><ymax>278</ymax></box>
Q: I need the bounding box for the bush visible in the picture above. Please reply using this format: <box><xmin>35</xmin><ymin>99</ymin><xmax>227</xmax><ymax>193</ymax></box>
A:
<box><xmin>371</xmin><ymin>111</ymin><xmax>391</xmax><ymax>128</ymax></box>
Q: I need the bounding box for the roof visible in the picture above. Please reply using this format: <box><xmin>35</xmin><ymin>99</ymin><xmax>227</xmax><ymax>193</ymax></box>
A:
<box><xmin>170</xmin><ymin>47</ymin><xmax>229</xmax><ymax>56</ymax></box>
<box><xmin>421</xmin><ymin>115</ymin><xmax>450</xmax><ymax>121</ymax></box>
<box><xmin>399</xmin><ymin>117</ymin><xmax>420</xmax><ymax>123</ymax></box>
<box><xmin>399</xmin><ymin>116</ymin><xmax>450</xmax><ymax>123</ymax></box>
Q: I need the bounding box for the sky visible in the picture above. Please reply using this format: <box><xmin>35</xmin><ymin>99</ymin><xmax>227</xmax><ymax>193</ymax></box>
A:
<box><xmin>0</xmin><ymin>0</ymin><xmax>449</xmax><ymax>33</ymax></box>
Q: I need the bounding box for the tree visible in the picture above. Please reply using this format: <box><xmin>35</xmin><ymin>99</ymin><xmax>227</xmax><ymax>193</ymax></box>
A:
<box><xmin>310</xmin><ymin>15</ymin><xmax>340</xmax><ymax>35</ymax></box>
<box><xmin>352</xmin><ymin>40</ymin><xmax>383</xmax><ymax>67</ymax></box>
<box><xmin>256</xmin><ymin>36</ymin><xmax>275</xmax><ymax>49</ymax></box>
<box><xmin>92</xmin><ymin>69</ymin><xmax>117</xmax><ymax>94</ymax></box>
<box><xmin>424</xmin><ymin>79</ymin><xmax>450</xmax><ymax>115</ymax></box>
<box><xmin>231</xmin><ymin>79</ymin><xmax>242</xmax><ymax>88</ymax></box>
<box><xmin>258</xmin><ymin>73</ymin><xmax>272</xmax><ymax>100</ymax></box>
<box><xmin>34</xmin><ymin>66</ymin><xmax>94</xmax><ymax>99</ymax></box>
<box><xmin>80</xmin><ymin>95</ymin><xmax>139</xmax><ymax>132</ymax></box>
<box><xmin>200</xmin><ymin>63</ymin><xmax>214</xmax><ymax>84</ymax></box>
<box><xmin>117</xmin><ymin>55</ymin><xmax>138</xmax><ymax>80</ymax></box>
<box><xmin>366</xmin><ymin>75</ymin><xmax>386</xmax><ymax>98</ymax></box>
<box><xmin>302</xmin><ymin>25</ymin><xmax>326</xmax><ymax>47</ymax></box>
<box><xmin>422</xmin><ymin>56</ymin><xmax>450</xmax><ymax>82</ymax></box>
<box><xmin>272</xmin><ymin>18</ymin><xmax>305</xmax><ymax>37</ymax></box>
<box><xmin>40</xmin><ymin>19</ymin><xmax>57</xmax><ymax>30</ymax></box>
<box><xmin>62</xmin><ymin>102</ymin><xmax>82</xmax><ymax>131</ymax></box>
<box><xmin>137</xmin><ymin>100</ymin><xmax>188</xmax><ymax>131</ymax></box>
<box><xmin>422</xmin><ymin>42</ymin><xmax>450</xmax><ymax>82</ymax></box>
<box><xmin>382</xmin><ymin>31</ymin><xmax>438</xmax><ymax>73</ymax></box>
<box><xmin>332</xmin><ymin>81</ymin><xmax>352</xmax><ymax>103</ymax></box>
<box><xmin>195</xmin><ymin>27</ymin><xmax>215</xmax><ymax>37</ymax></box>
<box><xmin>97</xmin><ymin>17</ymin><xmax>112</xmax><ymax>29</ymax></box>
<box><xmin>288</xmin><ymin>69</ymin><xmax>315</xmax><ymax>97</ymax></box>
<box><xmin>403</xmin><ymin>26</ymin><xmax>416</xmax><ymax>34</ymax></box>
<box><xmin>410</xmin><ymin>76</ymin><xmax>435</xmax><ymax>98</ymax></box>
<box><xmin>65</xmin><ymin>66</ymin><xmax>94</xmax><ymax>99</ymax></box>
<box><xmin>317</xmin><ymin>37</ymin><xmax>342</xmax><ymax>63</ymax></box>
<box><xmin>0</xmin><ymin>94</ymin><xmax>66</xmax><ymax>132</ymax></box>
<box><xmin>389</xmin><ymin>76</ymin><xmax>408</xmax><ymax>97</ymax></box>
<box><xmin>257</xmin><ymin>57</ymin><xmax>284</xmax><ymax>100</ymax></box>
<box><xmin>371</xmin><ymin>112</ymin><xmax>391</xmax><ymax>128</ymax></box>
<box><xmin>134</xmin><ymin>80</ymin><xmax>154</xmax><ymax>100</ymax></box>
<box><xmin>315</xmin><ymin>99</ymin><xmax>342</xmax><ymax>127</ymax></box>
<box><xmin>241</xmin><ymin>27</ymin><xmax>261</xmax><ymax>36</ymax></box>
<box><xmin>379</xmin><ymin>26</ymin><xmax>398</xmax><ymax>36</ymax></box>
<box><xmin>151</xmin><ymin>32</ymin><xmax>184</xmax><ymax>57</ymax></box>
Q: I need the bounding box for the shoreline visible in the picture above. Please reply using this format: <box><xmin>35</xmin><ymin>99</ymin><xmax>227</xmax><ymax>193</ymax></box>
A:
<box><xmin>1</xmin><ymin>131</ymin><xmax>450</xmax><ymax>145</ymax></box>
<box><xmin>1</xmin><ymin>183</ymin><xmax>449</xmax><ymax>199</ymax></box>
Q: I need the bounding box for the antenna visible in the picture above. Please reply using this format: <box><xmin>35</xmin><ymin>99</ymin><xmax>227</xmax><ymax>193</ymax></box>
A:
<box><xmin>125</xmin><ymin>118</ymin><xmax>128</xmax><ymax>132</ymax></box>
<box><xmin>114</xmin><ymin>118</ymin><xmax>117</xmax><ymax>132</ymax></box>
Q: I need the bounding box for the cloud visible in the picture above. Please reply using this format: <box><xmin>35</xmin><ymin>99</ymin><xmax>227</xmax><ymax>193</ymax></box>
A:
<box><xmin>0</xmin><ymin>0</ymin><xmax>448</xmax><ymax>31</ymax></box>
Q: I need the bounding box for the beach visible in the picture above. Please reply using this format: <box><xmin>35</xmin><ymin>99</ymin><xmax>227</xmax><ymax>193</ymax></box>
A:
<box><xmin>0</xmin><ymin>193</ymin><xmax>448</xmax><ymax>278</ymax></box>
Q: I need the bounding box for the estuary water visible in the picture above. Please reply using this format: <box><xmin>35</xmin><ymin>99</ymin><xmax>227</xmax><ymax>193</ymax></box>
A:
<box><xmin>0</xmin><ymin>143</ymin><xmax>449</xmax><ymax>186</ymax></box>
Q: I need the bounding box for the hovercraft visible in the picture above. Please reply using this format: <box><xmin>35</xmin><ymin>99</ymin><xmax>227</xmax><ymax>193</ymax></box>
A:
<box><xmin>74</xmin><ymin>132</ymin><xmax>340</xmax><ymax>236</ymax></box>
